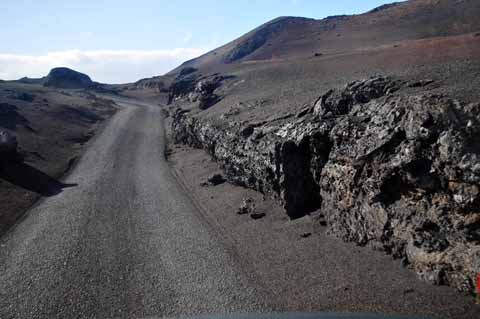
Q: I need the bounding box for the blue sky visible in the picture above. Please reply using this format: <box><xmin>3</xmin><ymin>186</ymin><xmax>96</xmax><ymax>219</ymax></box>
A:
<box><xmin>0</xmin><ymin>0</ymin><xmax>396</xmax><ymax>83</ymax></box>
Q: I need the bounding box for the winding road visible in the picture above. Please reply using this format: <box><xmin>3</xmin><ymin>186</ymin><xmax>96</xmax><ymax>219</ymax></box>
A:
<box><xmin>0</xmin><ymin>98</ymin><xmax>270</xmax><ymax>318</ymax></box>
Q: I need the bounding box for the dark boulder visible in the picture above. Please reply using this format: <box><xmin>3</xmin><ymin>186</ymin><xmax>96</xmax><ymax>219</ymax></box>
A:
<box><xmin>250</xmin><ymin>212</ymin><xmax>266</xmax><ymax>220</ymax></box>
<box><xmin>207</xmin><ymin>174</ymin><xmax>227</xmax><ymax>186</ymax></box>
<box><xmin>238</xmin><ymin>197</ymin><xmax>255</xmax><ymax>215</ymax></box>
<box><xmin>44</xmin><ymin>67</ymin><xmax>94</xmax><ymax>89</ymax></box>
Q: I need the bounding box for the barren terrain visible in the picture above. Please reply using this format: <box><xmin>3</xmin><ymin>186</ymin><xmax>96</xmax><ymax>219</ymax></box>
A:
<box><xmin>0</xmin><ymin>82</ymin><xmax>116</xmax><ymax>236</ymax></box>
<box><xmin>1</xmin><ymin>0</ymin><xmax>480</xmax><ymax>318</ymax></box>
<box><xmin>138</xmin><ymin>0</ymin><xmax>480</xmax><ymax>308</ymax></box>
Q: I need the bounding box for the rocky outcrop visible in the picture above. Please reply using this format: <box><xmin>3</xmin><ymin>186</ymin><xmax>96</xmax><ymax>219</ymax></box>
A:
<box><xmin>134</xmin><ymin>77</ymin><xmax>168</xmax><ymax>92</ymax></box>
<box><xmin>187</xmin><ymin>76</ymin><xmax>223</xmax><ymax>110</ymax></box>
<box><xmin>319</xmin><ymin>91</ymin><xmax>480</xmax><ymax>292</ymax></box>
<box><xmin>168</xmin><ymin>73</ymin><xmax>224</xmax><ymax>109</ymax></box>
<box><xmin>313</xmin><ymin>76</ymin><xmax>402</xmax><ymax>117</ymax></box>
<box><xmin>168</xmin><ymin>73</ymin><xmax>198</xmax><ymax>104</ymax></box>
<box><xmin>44</xmin><ymin>67</ymin><xmax>94</xmax><ymax>89</ymax></box>
<box><xmin>171</xmin><ymin>76</ymin><xmax>480</xmax><ymax>293</ymax></box>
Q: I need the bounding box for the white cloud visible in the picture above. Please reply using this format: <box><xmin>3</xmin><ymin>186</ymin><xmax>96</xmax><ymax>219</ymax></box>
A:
<box><xmin>0</xmin><ymin>48</ymin><xmax>207</xmax><ymax>84</ymax></box>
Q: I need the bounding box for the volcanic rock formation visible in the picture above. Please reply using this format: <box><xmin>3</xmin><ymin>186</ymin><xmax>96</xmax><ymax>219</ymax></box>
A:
<box><xmin>43</xmin><ymin>67</ymin><xmax>94</xmax><ymax>89</ymax></box>
<box><xmin>171</xmin><ymin>76</ymin><xmax>480</xmax><ymax>293</ymax></box>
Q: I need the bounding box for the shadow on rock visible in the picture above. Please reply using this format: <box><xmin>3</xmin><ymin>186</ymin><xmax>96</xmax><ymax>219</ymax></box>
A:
<box><xmin>0</xmin><ymin>161</ymin><xmax>78</xmax><ymax>196</ymax></box>
<box><xmin>0</xmin><ymin>103</ymin><xmax>31</xmax><ymax>131</ymax></box>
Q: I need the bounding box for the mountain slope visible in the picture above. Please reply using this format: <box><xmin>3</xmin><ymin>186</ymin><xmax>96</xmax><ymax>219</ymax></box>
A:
<box><xmin>171</xmin><ymin>0</ymin><xmax>480</xmax><ymax>73</ymax></box>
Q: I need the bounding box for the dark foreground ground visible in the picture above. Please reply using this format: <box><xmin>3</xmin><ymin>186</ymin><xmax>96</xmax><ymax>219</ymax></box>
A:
<box><xmin>0</xmin><ymin>98</ymin><xmax>269</xmax><ymax>318</ymax></box>
<box><xmin>166</xmin><ymin>140</ymin><xmax>480</xmax><ymax>319</ymax></box>
<box><xmin>0</xmin><ymin>95</ymin><xmax>478</xmax><ymax>318</ymax></box>
<box><xmin>0</xmin><ymin>82</ymin><xmax>116</xmax><ymax>236</ymax></box>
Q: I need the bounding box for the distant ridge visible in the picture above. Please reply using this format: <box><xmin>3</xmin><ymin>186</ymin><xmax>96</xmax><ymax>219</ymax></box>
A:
<box><xmin>168</xmin><ymin>0</ymin><xmax>480</xmax><ymax>74</ymax></box>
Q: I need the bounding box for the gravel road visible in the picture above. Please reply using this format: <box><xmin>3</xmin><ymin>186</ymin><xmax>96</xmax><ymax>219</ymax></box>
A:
<box><xmin>0</xmin><ymin>98</ymin><xmax>271</xmax><ymax>318</ymax></box>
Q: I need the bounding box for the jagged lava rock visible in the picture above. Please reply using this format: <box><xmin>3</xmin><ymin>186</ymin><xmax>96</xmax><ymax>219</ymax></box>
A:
<box><xmin>320</xmin><ymin>91</ymin><xmax>480</xmax><ymax>292</ymax></box>
<box><xmin>171</xmin><ymin>76</ymin><xmax>480</xmax><ymax>292</ymax></box>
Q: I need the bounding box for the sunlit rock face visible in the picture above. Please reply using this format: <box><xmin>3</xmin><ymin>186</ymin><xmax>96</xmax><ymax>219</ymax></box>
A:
<box><xmin>171</xmin><ymin>76</ymin><xmax>480</xmax><ymax>293</ymax></box>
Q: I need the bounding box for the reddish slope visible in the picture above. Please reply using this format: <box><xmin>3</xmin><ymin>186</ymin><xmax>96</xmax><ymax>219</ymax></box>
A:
<box><xmin>171</xmin><ymin>0</ymin><xmax>480</xmax><ymax>73</ymax></box>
